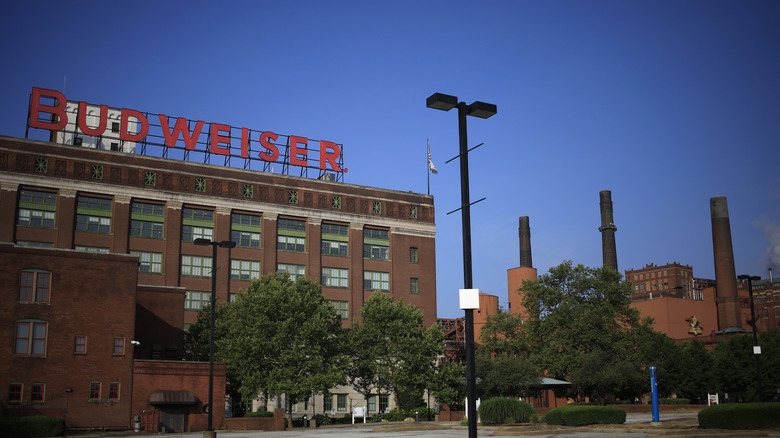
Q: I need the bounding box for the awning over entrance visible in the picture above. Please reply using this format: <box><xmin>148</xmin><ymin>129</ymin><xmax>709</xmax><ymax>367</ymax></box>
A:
<box><xmin>538</xmin><ymin>377</ymin><xmax>572</xmax><ymax>388</ymax></box>
<box><xmin>149</xmin><ymin>390</ymin><xmax>198</xmax><ymax>405</ymax></box>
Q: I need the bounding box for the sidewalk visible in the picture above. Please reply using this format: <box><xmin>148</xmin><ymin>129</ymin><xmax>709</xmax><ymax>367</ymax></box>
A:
<box><xmin>69</xmin><ymin>412</ymin><xmax>780</xmax><ymax>438</ymax></box>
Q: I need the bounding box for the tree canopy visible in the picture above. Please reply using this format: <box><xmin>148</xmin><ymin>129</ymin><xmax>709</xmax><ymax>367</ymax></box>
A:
<box><xmin>346</xmin><ymin>293</ymin><xmax>443</xmax><ymax>410</ymax></box>
<box><xmin>212</xmin><ymin>273</ymin><xmax>346</xmax><ymax>410</ymax></box>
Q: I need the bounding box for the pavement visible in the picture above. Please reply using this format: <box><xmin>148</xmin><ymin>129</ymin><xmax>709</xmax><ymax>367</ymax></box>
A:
<box><xmin>68</xmin><ymin>412</ymin><xmax>780</xmax><ymax>438</ymax></box>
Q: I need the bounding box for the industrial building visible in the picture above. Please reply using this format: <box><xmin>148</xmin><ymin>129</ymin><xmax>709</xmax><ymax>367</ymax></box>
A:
<box><xmin>1</xmin><ymin>87</ymin><xmax>437</xmax><ymax>430</ymax></box>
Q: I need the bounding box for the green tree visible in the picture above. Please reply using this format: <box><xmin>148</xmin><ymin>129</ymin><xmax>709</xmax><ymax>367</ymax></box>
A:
<box><xmin>346</xmin><ymin>293</ymin><xmax>443</xmax><ymax>410</ymax></box>
<box><xmin>475</xmin><ymin>349</ymin><xmax>541</xmax><ymax>399</ymax></box>
<box><xmin>519</xmin><ymin>261</ymin><xmax>651</xmax><ymax>380</ymax></box>
<box><xmin>429</xmin><ymin>358</ymin><xmax>466</xmax><ymax>409</ymax></box>
<box><xmin>569</xmin><ymin>349</ymin><xmax>645</xmax><ymax>404</ymax></box>
<box><xmin>214</xmin><ymin>273</ymin><xmax>346</xmax><ymax>418</ymax></box>
<box><xmin>711</xmin><ymin>333</ymin><xmax>756</xmax><ymax>402</ymax></box>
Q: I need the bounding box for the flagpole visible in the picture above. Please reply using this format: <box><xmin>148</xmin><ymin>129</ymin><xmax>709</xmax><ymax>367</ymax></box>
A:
<box><xmin>427</xmin><ymin>138</ymin><xmax>430</xmax><ymax>195</ymax></box>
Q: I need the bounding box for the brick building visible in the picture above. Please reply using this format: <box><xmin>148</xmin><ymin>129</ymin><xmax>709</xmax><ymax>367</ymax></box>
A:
<box><xmin>1</xmin><ymin>89</ymin><xmax>436</xmax><ymax>429</ymax></box>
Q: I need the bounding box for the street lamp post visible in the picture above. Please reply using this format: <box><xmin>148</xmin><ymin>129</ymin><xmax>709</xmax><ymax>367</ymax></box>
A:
<box><xmin>194</xmin><ymin>238</ymin><xmax>236</xmax><ymax>435</ymax></box>
<box><xmin>737</xmin><ymin>274</ymin><xmax>762</xmax><ymax>402</ymax></box>
<box><xmin>427</xmin><ymin>92</ymin><xmax>496</xmax><ymax>438</ymax></box>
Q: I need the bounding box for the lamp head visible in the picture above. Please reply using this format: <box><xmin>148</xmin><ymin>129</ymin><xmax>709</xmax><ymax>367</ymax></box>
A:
<box><xmin>467</xmin><ymin>101</ymin><xmax>497</xmax><ymax>119</ymax></box>
<box><xmin>426</xmin><ymin>93</ymin><xmax>458</xmax><ymax>111</ymax></box>
<box><xmin>219</xmin><ymin>240</ymin><xmax>237</xmax><ymax>249</ymax></box>
<box><xmin>194</xmin><ymin>238</ymin><xmax>212</xmax><ymax>246</ymax></box>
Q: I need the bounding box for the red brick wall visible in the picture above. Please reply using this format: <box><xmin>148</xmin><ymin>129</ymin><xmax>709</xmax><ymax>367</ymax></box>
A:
<box><xmin>1</xmin><ymin>244</ymin><xmax>138</xmax><ymax>429</ymax></box>
<box><xmin>132</xmin><ymin>359</ymin><xmax>226</xmax><ymax>432</ymax></box>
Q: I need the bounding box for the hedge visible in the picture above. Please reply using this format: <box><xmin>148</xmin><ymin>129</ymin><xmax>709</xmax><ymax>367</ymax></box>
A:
<box><xmin>0</xmin><ymin>416</ymin><xmax>65</xmax><ymax>437</ymax></box>
<box><xmin>245</xmin><ymin>410</ymin><xmax>274</xmax><ymax>417</ymax></box>
<box><xmin>543</xmin><ymin>404</ymin><xmax>626</xmax><ymax>426</ymax></box>
<box><xmin>699</xmin><ymin>403</ymin><xmax>780</xmax><ymax>429</ymax></box>
<box><xmin>478</xmin><ymin>397</ymin><xmax>536</xmax><ymax>425</ymax></box>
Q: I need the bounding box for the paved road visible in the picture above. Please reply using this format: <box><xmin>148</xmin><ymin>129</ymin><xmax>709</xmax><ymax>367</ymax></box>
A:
<box><xmin>74</xmin><ymin>412</ymin><xmax>727</xmax><ymax>438</ymax></box>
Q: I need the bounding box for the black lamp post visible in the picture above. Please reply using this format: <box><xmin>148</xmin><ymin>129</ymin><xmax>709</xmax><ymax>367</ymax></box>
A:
<box><xmin>194</xmin><ymin>238</ymin><xmax>236</xmax><ymax>434</ymax></box>
<box><xmin>737</xmin><ymin>274</ymin><xmax>762</xmax><ymax>402</ymax></box>
<box><xmin>426</xmin><ymin>92</ymin><xmax>496</xmax><ymax>438</ymax></box>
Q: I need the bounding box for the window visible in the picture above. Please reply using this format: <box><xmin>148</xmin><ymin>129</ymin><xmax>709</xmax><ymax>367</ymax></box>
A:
<box><xmin>182</xmin><ymin>207</ymin><xmax>214</xmax><ymax>242</ymax></box>
<box><xmin>367</xmin><ymin>395</ymin><xmax>376</xmax><ymax>412</ymax></box>
<box><xmin>9</xmin><ymin>384</ymin><xmax>22</xmax><ymax>403</ymax></box>
<box><xmin>322</xmin><ymin>267</ymin><xmax>349</xmax><ymax>288</ymax></box>
<box><xmin>32</xmin><ymin>383</ymin><xmax>45</xmax><ymax>402</ymax></box>
<box><xmin>337</xmin><ymin>394</ymin><xmax>348</xmax><ymax>412</ymax></box>
<box><xmin>230</xmin><ymin>259</ymin><xmax>261</xmax><ymax>281</ymax></box>
<box><xmin>277</xmin><ymin>263</ymin><xmax>306</xmax><ymax>281</ymax></box>
<box><xmin>364</xmin><ymin>271</ymin><xmax>390</xmax><ymax>291</ymax></box>
<box><xmin>321</xmin><ymin>223</ymin><xmax>348</xmax><ymax>256</ymax></box>
<box><xmin>372</xmin><ymin>201</ymin><xmax>381</xmax><ymax>215</ymax></box>
<box><xmin>231</xmin><ymin>213</ymin><xmax>262</xmax><ymax>248</ymax></box>
<box><xmin>19</xmin><ymin>270</ymin><xmax>51</xmax><ymax>303</ymax></box>
<box><xmin>76</xmin><ymin>195</ymin><xmax>112</xmax><ymax>234</ymax></box>
<box><xmin>288</xmin><ymin>190</ymin><xmax>298</xmax><ymax>204</ymax></box>
<box><xmin>329</xmin><ymin>300</ymin><xmax>349</xmax><ymax>319</ymax></box>
<box><xmin>277</xmin><ymin>218</ymin><xmax>306</xmax><ymax>252</ymax></box>
<box><xmin>410</xmin><ymin>278</ymin><xmax>419</xmax><ymax>294</ymax></box>
<box><xmin>181</xmin><ymin>255</ymin><xmax>212</xmax><ymax>277</ymax></box>
<box><xmin>409</xmin><ymin>206</ymin><xmax>418</xmax><ymax>220</ymax></box>
<box><xmin>331</xmin><ymin>195</ymin><xmax>341</xmax><ymax>209</ymax></box>
<box><xmin>17</xmin><ymin>189</ymin><xmax>56</xmax><ymax>229</ymax></box>
<box><xmin>75</xmin><ymin>245</ymin><xmax>110</xmax><ymax>253</ymax></box>
<box><xmin>109</xmin><ymin>382</ymin><xmax>120</xmax><ymax>401</ymax></box>
<box><xmin>113</xmin><ymin>337</ymin><xmax>125</xmax><ymax>355</ymax></box>
<box><xmin>379</xmin><ymin>394</ymin><xmax>389</xmax><ymax>413</ymax></box>
<box><xmin>324</xmin><ymin>394</ymin><xmax>332</xmax><ymax>412</ymax></box>
<box><xmin>185</xmin><ymin>291</ymin><xmax>211</xmax><ymax>311</ymax></box>
<box><xmin>145</xmin><ymin>171</ymin><xmax>156</xmax><ymax>187</ymax></box>
<box><xmin>16</xmin><ymin>241</ymin><xmax>54</xmax><ymax>248</ymax></box>
<box><xmin>15</xmin><ymin>321</ymin><xmax>48</xmax><ymax>356</ymax></box>
<box><xmin>131</xmin><ymin>251</ymin><xmax>163</xmax><ymax>274</ymax></box>
<box><xmin>130</xmin><ymin>202</ymin><xmax>164</xmax><ymax>238</ymax></box>
<box><xmin>410</xmin><ymin>247</ymin><xmax>419</xmax><ymax>263</ymax></box>
<box><xmin>363</xmin><ymin>228</ymin><xmax>389</xmax><ymax>260</ymax></box>
<box><xmin>89</xmin><ymin>382</ymin><xmax>101</xmax><ymax>400</ymax></box>
<box><xmin>74</xmin><ymin>335</ymin><xmax>87</xmax><ymax>354</ymax></box>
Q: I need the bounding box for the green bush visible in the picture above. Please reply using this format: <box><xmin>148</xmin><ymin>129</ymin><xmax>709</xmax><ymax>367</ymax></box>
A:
<box><xmin>478</xmin><ymin>397</ymin><xmax>536</xmax><ymax>425</ymax></box>
<box><xmin>245</xmin><ymin>410</ymin><xmax>274</xmax><ymax>417</ymax></box>
<box><xmin>0</xmin><ymin>416</ymin><xmax>65</xmax><ymax>437</ymax></box>
<box><xmin>659</xmin><ymin>398</ymin><xmax>690</xmax><ymax>404</ymax></box>
<box><xmin>543</xmin><ymin>405</ymin><xmax>626</xmax><ymax>426</ymax></box>
<box><xmin>312</xmin><ymin>413</ymin><xmax>331</xmax><ymax>426</ymax></box>
<box><xmin>699</xmin><ymin>403</ymin><xmax>780</xmax><ymax>429</ymax></box>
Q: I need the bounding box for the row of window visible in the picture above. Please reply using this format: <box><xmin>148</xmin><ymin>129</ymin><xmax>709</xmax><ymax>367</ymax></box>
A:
<box><xmin>14</xmin><ymin>320</ymin><xmax>127</xmax><ymax>358</ymax></box>
<box><xmin>320</xmin><ymin>393</ymin><xmax>389</xmax><ymax>413</ymax></box>
<box><xmin>18</xmin><ymin>191</ymin><xmax>417</xmax><ymax>262</ymax></box>
<box><xmin>19</xmin><ymin>189</ymin><xmax>419</xmax><ymax>238</ymax></box>
<box><xmin>7</xmin><ymin>382</ymin><xmax>121</xmax><ymax>403</ymax></box>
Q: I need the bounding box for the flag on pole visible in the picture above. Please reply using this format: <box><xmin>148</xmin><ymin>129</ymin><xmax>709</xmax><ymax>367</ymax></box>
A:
<box><xmin>427</xmin><ymin>140</ymin><xmax>438</xmax><ymax>174</ymax></box>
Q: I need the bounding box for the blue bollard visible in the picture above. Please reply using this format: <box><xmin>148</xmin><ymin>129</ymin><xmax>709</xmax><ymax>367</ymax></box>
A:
<box><xmin>650</xmin><ymin>366</ymin><xmax>659</xmax><ymax>422</ymax></box>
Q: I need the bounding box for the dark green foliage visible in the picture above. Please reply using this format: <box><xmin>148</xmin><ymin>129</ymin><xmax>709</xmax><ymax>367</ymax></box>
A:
<box><xmin>478</xmin><ymin>397</ymin><xmax>536</xmax><ymax>425</ymax></box>
<box><xmin>699</xmin><ymin>403</ymin><xmax>780</xmax><ymax>429</ymax></box>
<box><xmin>0</xmin><ymin>416</ymin><xmax>65</xmax><ymax>437</ymax></box>
<box><xmin>312</xmin><ymin>413</ymin><xmax>331</xmax><ymax>426</ymax></box>
<box><xmin>659</xmin><ymin>398</ymin><xmax>690</xmax><ymax>404</ymax></box>
<box><xmin>543</xmin><ymin>404</ymin><xmax>626</xmax><ymax>426</ymax></box>
<box><xmin>245</xmin><ymin>410</ymin><xmax>274</xmax><ymax>417</ymax></box>
<box><xmin>476</xmin><ymin>350</ymin><xmax>541</xmax><ymax>399</ymax></box>
<box><xmin>368</xmin><ymin>407</ymin><xmax>437</xmax><ymax>422</ymax></box>
<box><xmin>429</xmin><ymin>358</ymin><xmax>466</xmax><ymax>409</ymax></box>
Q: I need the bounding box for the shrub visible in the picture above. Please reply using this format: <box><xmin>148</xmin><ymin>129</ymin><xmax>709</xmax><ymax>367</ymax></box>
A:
<box><xmin>699</xmin><ymin>403</ymin><xmax>780</xmax><ymax>429</ymax></box>
<box><xmin>543</xmin><ymin>405</ymin><xmax>626</xmax><ymax>426</ymax></box>
<box><xmin>245</xmin><ymin>410</ymin><xmax>274</xmax><ymax>417</ymax></box>
<box><xmin>460</xmin><ymin>416</ymin><xmax>469</xmax><ymax>426</ymax></box>
<box><xmin>659</xmin><ymin>398</ymin><xmax>690</xmax><ymax>405</ymax></box>
<box><xmin>478</xmin><ymin>397</ymin><xmax>536</xmax><ymax>425</ymax></box>
<box><xmin>312</xmin><ymin>413</ymin><xmax>331</xmax><ymax>426</ymax></box>
<box><xmin>0</xmin><ymin>416</ymin><xmax>65</xmax><ymax>437</ymax></box>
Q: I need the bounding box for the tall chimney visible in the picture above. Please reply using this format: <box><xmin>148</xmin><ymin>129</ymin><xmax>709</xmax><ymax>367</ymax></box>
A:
<box><xmin>519</xmin><ymin>216</ymin><xmax>532</xmax><ymax>268</ymax></box>
<box><xmin>599</xmin><ymin>190</ymin><xmax>618</xmax><ymax>271</ymax></box>
<box><xmin>710</xmin><ymin>196</ymin><xmax>742</xmax><ymax>330</ymax></box>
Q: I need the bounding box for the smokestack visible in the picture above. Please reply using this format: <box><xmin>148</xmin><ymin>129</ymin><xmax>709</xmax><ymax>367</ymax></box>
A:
<box><xmin>599</xmin><ymin>190</ymin><xmax>618</xmax><ymax>271</ymax></box>
<box><xmin>519</xmin><ymin>216</ymin><xmax>532</xmax><ymax>268</ymax></box>
<box><xmin>710</xmin><ymin>196</ymin><xmax>742</xmax><ymax>330</ymax></box>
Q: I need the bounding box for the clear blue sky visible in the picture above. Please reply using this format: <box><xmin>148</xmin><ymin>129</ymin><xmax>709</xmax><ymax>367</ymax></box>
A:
<box><xmin>2</xmin><ymin>1</ymin><xmax>778</xmax><ymax>319</ymax></box>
